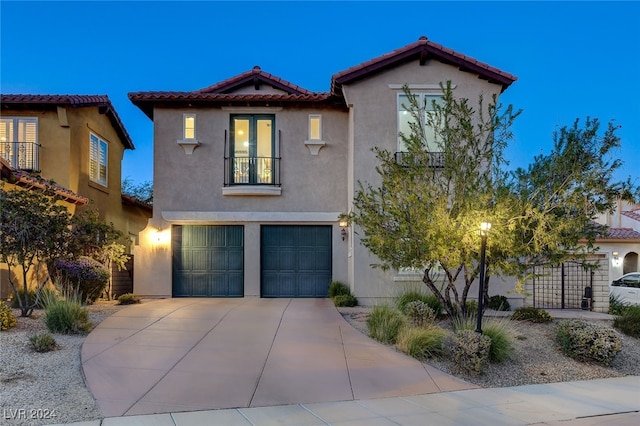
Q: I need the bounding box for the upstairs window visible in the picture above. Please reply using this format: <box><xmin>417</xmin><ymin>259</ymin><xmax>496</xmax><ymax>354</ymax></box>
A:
<box><xmin>183</xmin><ymin>114</ymin><xmax>196</xmax><ymax>140</ymax></box>
<box><xmin>308</xmin><ymin>115</ymin><xmax>322</xmax><ymax>141</ymax></box>
<box><xmin>0</xmin><ymin>117</ymin><xmax>39</xmax><ymax>170</ymax></box>
<box><xmin>89</xmin><ymin>132</ymin><xmax>108</xmax><ymax>186</ymax></box>
<box><xmin>397</xmin><ymin>93</ymin><xmax>443</xmax><ymax>153</ymax></box>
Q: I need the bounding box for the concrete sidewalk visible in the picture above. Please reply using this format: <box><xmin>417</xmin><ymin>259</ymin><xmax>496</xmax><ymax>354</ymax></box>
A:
<box><xmin>80</xmin><ymin>298</ymin><xmax>473</xmax><ymax>417</ymax></box>
<box><xmin>55</xmin><ymin>376</ymin><xmax>639</xmax><ymax>425</ymax></box>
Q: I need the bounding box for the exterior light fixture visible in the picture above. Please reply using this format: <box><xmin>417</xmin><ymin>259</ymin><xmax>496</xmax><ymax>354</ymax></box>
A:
<box><xmin>339</xmin><ymin>219</ymin><xmax>349</xmax><ymax>241</ymax></box>
<box><xmin>612</xmin><ymin>251</ymin><xmax>622</xmax><ymax>267</ymax></box>
<box><xmin>153</xmin><ymin>227</ymin><xmax>171</xmax><ymax>247</ymax></box>
<box><xmin>476</xmin><ymin>222</ymin><xmax>491</xmax><ymax>334</ymax></box>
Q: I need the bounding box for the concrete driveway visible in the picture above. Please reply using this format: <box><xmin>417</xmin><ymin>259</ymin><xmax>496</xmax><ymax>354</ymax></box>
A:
<box><xmin>81</xmin><ymin>298</ymin><xmax>475</xmax><ymax>417</ymax></box>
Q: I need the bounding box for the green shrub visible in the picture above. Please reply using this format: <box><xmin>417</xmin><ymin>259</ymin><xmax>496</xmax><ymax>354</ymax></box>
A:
<box><xmin>43</xmin><ymin>292</ymin><xmax>92</xmax><ymax>334</ymax></box>
<box><xmin>613</xmin><ymin>305</ymin><xmax>640</xmax><ymax>338</ymax></box>
<box><xmin>511</xmin><ymin>306</ymin><xmax>553</xmax><ymax>323</ymax></box>
<box><xmin>556</xmin><ymin>320</ymin><xmax>622</xmax><ymax>366</ymax></box>
<box><xmin>366</xmin><ymin>305</ymin><xmax>407</xmax><ymax>344</ymax></box>
<box><xmin>117</xmin><ymin>293</ymin><xmax>142</xmax><ymax>305</ymax></box>
<box><xmin>12</xmin><ymin>286</ymin><xmax>58</xmax><ymax>309</ymax></box>
<box><xmin>52</xmin><ymin>257</ymin><xmax>110</xmax><ymax>304</ymax></box>
<box><xmin>487</xmin><ymin>295</ymin><xmax>511</xmax><ymax>311</ymax></box>
<box><xmin>328</xmin><ymin>281</ymin><xmax>351</xmax><ymax>298</ymax></box>
<box><xmin>396</xmin><ymin>325</ymin><xmax>448</xmax><ymax>359</ymax></box>
<box><xmin>609</xmin><ymin>293</ymin><xmax>630</xmax><ymax>316</ymax></box>
<box><xmin>452</xmin><ymin>315</ymin><xmax>516</xmax><ymax>363</ymax></box>
<box><xmin>396</xmin><ymin>290</ymin><xmax>442</xmax><ymax>317</ymax></box>
<box><xmin>449</xmin><ymin>329</ymin><xmax>491</xmax><ymax>376</ymax></box>
<box><xmin>405</xmin><ymin>300</ymin><xmax>436</xmax><ymax>327</ymax></box>
<box><xmin>0</xmin><ymin>301</ymin><xmax>18</xmax><ymax>331</ymax></box>
<box><xmin>333</xmin><ymin>294</ymin><xmax>358</xmax><ymax>307</ymax></box>
<box><xmin>29</xmin><ymin>333</ymin><xmax>58</xmax><ymax>352</ymax></box>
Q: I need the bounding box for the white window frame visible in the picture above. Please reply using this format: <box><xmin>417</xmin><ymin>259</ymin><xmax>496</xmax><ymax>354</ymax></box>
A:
<box><xmin>89</xmin><ymin>132</ymin><xmax>108</xmax><ymax>187</ymax></box>
<box><xmin>183</xmin><ymin>113</ymin><xmax>196</xmax><ymax>140</ymax></box>
<box><xmin>397</xmin><ymin>92</ymin><xmax>443</xmax><ymax>153</ymax></box>
<box><xmin>0</xmin><ymin>116</ymin><xmax>38</xmax><ymax>170</ymax></box>
<box><xmin>304</xmin><ymin>114</ymin><xmax>325</xmax><ymax>155</ymax></box>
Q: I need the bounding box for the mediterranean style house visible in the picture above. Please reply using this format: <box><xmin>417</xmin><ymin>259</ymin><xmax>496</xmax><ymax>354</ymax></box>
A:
<box><xmin>129</xmin><ymin>36</ymin><xmax>517</xmax><ymax>304</ymax></box>
<box><xmin>0</xmin><ymin>95</ymin><xmax>151</xmax><ymax>298</ymax></box>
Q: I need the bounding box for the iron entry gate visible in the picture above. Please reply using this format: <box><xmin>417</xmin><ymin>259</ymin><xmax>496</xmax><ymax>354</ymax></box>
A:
<box><xmin>531</xmin><ymin>261</ymin><xmax>594</xmax><ymax>309</ymax></box>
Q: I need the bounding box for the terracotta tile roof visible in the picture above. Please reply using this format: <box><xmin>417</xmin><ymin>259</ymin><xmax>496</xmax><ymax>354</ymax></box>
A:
<box><xmin>0</xmin><ymin>157</ymin><xmax>88</xmax><ymax>205</ymax></box>
<box><xmin>129</xmin><ymin>37</ymin><xmax>516</xmax><ymax>119</ymax></box>
<box><xmin>331</xmin><ymin>36</ymin><xmax>517</xmax><ymax>94</ymax></box>
<box><xmin>0</xmin><ymin>94</ymin><xmax>134</xmax><ymax>150</ymax></box>
<box><xmin>197</xmin><ymin>66</ymin><xmax>314</xmax><ymax>95</ymax></box>
<box><xmin>622</xmin><ymin>210</ymin><xmax>640</xmax><ymax>222</ymax></box>
<box><xmin>600</xmin><ymin>227</ymin><xmax>640</xmax><ymax>241</ymax></box>
<box><xmin>129</xmin><ymin>90</ymin><xmax>341</xmax><ymax>120</ymax></box>
<box><xmin>121</xmin><ymin>193</ymin><xmax>152</xmax><ymax>214</ymax></box>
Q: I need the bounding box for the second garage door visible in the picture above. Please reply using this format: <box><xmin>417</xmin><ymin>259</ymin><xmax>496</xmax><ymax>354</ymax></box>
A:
<box><xmin>261</xmin><ymin>225</ymin><xmax>332</xmax><ymax>297</ymax></box>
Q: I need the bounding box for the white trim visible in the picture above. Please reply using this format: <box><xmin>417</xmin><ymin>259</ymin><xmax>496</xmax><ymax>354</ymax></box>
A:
<box><xmin>89</xmin><ymin>131</ymin><xmax>108</xmax><ymax>187</ymax></box>
<box><xmin>304</xmin><ymin>140</ymin><xmax>326</xmax><ymax>155</ymax></box>
<box><xmin>177</xmin><ymin>139</ymin><xmax>200</xmax><ymax>155</ymax></box>
<box><xmin>162</xmin><ymin>211</ymin><xmax>342</xmax><ymax>223</ymax></box>
<box><xmin>221</xmin><ymin>107</ymin><xmax>283</xmax><ymax>113</ymax></box>
<box><xmin>388</xmin><ymin>83</ymin><xmax>455</xmax><ymax>91</ymax></box>
<box><xmin>308</xmin><ymin>114</ymin><xmax>322</xmax><ymax>140</ymax></box>
<box><xmin>222</xmin><ymin>186</ymin><xmax>282</xmax><ymax>196</ymax></box>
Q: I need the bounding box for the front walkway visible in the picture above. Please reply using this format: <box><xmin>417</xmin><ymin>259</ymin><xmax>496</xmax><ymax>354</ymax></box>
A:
<box><xmin>81</xmin><ymin>298</ymin><xmax>473</xmax><ymax>417</ymax></box>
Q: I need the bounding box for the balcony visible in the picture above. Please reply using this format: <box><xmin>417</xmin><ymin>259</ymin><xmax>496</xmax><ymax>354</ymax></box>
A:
<box><xmin>224</xmin><ymin>156</ymin><xmax>281</xmax><ymax>186</ymax></box>
<box><xmin>0</xmin><ymin>141</ymin><xmax>40</xmax><ymax>171</ymax></box>
<box><xmin>394</xmin><ymin>151</ymin><xmax>444</xmax><ymax>169</ymax></box>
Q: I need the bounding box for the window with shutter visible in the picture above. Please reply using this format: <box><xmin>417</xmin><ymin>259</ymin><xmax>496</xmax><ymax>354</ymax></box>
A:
<box><xmin>89</xmin><ymin>133</ymin><xmax>108</xmax><ymax>186</ymax></box>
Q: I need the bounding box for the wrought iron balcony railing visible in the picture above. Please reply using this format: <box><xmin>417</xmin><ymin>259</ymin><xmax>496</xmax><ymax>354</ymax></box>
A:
<box><xmin>0</xmin><ymin>141</ymin><xmax>40</xmax><ymax>171</ymax></box>
<box><xmin>394</xmin><ymin>151</ymin><xmax>444</xmax><ymax>169</ymax></box>
<box><xmin>224</xmin><ymin>156</ymin><xmax>281</xmax><ymax>186</ymax></box>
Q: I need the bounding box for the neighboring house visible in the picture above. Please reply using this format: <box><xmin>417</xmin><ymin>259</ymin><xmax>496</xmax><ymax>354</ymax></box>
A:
<box><xmin>129</xmin><ymin>36</ymin><xmax>516</xmax><ymax>304</ymax></box>
<box><xmin>0</xmin><ymin>157</ymin><xmax>88</xmax><ymax>298</ymax></box>
<box><xmin>597</xmin><ymin>200</ymin><xmax>640</xmax><ymax>278</ymax></box>
<box><xmin>0</xmin><ymin>95</ymin><xmax>151</xmax><ymax>298</ymax></box>
<box><xmin>0</xmin><ymin>94</ymin><xmax>151</xmax><ymax>249</ymax></box>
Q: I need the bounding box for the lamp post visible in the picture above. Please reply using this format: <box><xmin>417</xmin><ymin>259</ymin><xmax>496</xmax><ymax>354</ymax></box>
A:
<box><xmin>476</xmin><ymin>222</ymin><xmax>491</xmax><ymax>334</ymax></box>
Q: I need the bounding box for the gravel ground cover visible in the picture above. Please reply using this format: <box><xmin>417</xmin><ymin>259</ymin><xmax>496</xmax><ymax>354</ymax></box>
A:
<box><xmin>1</xmin><ymin>302</ymin><xmax>639</xmax><ymax>426</ymax></box>
<box><xmin>339</xmin><ymin>306</ymin><xmax>640</xmax><ymax>388</ymax></box>
<box><xmin>1</xmin><ymin>301</ymin><xmax>122</xmax><ymax>426</ymax></box>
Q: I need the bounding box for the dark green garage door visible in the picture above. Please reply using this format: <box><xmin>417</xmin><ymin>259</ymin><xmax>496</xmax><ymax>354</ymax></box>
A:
<box><xmin>172</xmin><ymin>225</ymin><xmax>243</xmax><ymax>297</ymax></box>
<box><xmin>261</xmin><ymin>225</ymin><xmax>331</xmax><ymax>297</ymax></box>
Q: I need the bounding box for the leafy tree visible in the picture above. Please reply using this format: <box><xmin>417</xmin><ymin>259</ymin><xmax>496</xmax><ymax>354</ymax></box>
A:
<box><xmin>66</xmin><ymin>209</ymin><xmax>129</xmax><ymax>300</ymax></box>
<box><xmin>121</xmin><ymin>177</ymin><xmax>153</xmax><ymax>205</ymax></box>
<box><xmin>0</xmin><ymin>186</ymin><xmax>73</xmax><ymax>316</ymax></box>
<box><xmin>348</xmin><ymin>83</ymin><xmax>635</xmax><ymax>319</ymax></box>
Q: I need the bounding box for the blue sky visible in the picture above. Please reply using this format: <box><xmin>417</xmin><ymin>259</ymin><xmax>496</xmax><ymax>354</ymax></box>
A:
<box><xmin>1</xmin><ymin>1</ymin><xmax>638</xmax><ymax>186</ymax></box>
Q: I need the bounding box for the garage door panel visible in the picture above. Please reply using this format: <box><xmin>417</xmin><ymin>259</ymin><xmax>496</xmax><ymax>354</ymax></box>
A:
<box><xmin>228</xmin><ymin>250</ymin><xmax>244</xmax><ymax>272</ymax></box>
<box><xmin>190</xmin><ymin>274</ymin><xmax>210</xmax><ymax>296</ymax></box>
<box><xmin>173</xmin><ymin>225</ymin><xmax>244</xmax><ymax>297</ymax></box>
<box><xmin>191</xmin><ymin>250</ymin><xmax>209</xmax><ymax>271</ymax></box>
<box><xmin>279</xmin><ymin>249</ymin><xmax>298</xmax><ymax>271</ymax></box>
<box><xmin>261</xmin><ymin>225</ymin><xmax>332</xmax><ymax>298</ymax></box>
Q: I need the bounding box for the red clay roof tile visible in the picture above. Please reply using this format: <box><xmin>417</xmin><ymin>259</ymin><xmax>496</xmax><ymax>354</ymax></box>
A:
<box><xmin>0</xmin><ymin>94</ymin><xmax>134</xmax><ymax>150</ymax></box>
<box><xmin>331</xmin><ymin>36</ymin><xmax>517</xmax><ymax>93</ymax></box>
<box><xmin>0</xmin><ymin>157</ymin><xmax>88</xmax><ymax>205</ymax></box>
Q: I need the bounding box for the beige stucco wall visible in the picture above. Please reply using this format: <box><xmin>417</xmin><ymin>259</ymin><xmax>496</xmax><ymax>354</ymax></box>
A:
<box><xmin>135</xmin><ymin>104</ymin><xmax>350</xmax><ymax>297</ymax></box>
<box><xmin>342</xmin><ymin>59</ymin><xmax>505</xmax><ymax>305</ymax></box>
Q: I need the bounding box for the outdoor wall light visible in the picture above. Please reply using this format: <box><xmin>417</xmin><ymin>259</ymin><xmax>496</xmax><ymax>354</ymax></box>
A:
<box><xmin>612</xmin><ymin>251</ymin><xmax>622</xmax><ymax>267</ymax></box>
<box><xmin>153</xmin><ymin>227</ymin><xmax>171</xmax><ymax>247</ymax></box>
<box><xmin>339</xmin><ymin>219</ymin><xmax>349</xmax><ymax>241</ymax></box>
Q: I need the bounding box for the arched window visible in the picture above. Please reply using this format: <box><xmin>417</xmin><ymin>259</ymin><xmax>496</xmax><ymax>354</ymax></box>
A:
<box><xmin>623</xmin><ymin>252</ymin><xmax>639</xmax><ymax>274</ymax></box>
